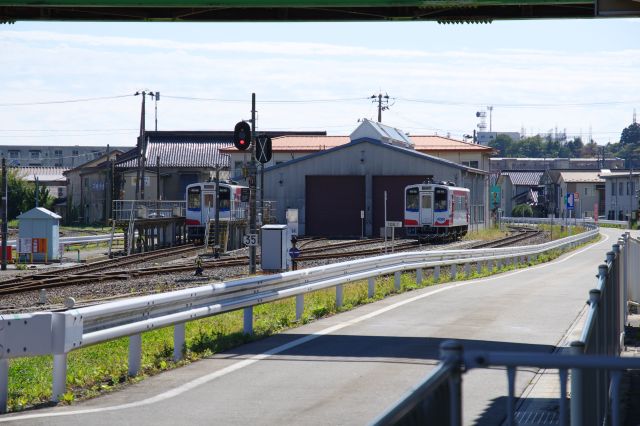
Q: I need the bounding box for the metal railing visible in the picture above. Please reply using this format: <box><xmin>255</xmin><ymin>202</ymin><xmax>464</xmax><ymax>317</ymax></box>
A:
<box><xmin>0</xmin><ymin>219</ymin><xmax>600</xmax><ymax>413</ymax></box>
<box><xmin>372</xmin><ymin>231</ymin><xmax>639</xmax><ymax>426</ymax></box>
<box><xmin>112</xmin><ymin>200</ymin><xmax>186</xmax><ymax>221</ymax></box>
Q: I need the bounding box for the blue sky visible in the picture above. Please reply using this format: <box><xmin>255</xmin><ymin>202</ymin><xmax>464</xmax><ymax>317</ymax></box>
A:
<box><xmin>1</xmin><ymin>19</ymin><xmax>638</xmax><ymax>147</ymax></box>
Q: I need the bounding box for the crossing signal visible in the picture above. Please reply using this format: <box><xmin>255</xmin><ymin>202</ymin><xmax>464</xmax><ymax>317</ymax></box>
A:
<box><xmin>234</xmin><ymin>121</ymin><xmax>251</xmax><ymax>151</ymax></box>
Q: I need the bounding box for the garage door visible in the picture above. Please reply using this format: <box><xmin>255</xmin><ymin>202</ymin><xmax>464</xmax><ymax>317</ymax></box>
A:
<box><xmin>372</xmin><ymin>175</ymin><xmax>433</xmax><ymax>237</ymax></box>
<box><xmin>306</xmin><ymin>176</ymin><xmax>365</xmax><ymax>237</ymax></box>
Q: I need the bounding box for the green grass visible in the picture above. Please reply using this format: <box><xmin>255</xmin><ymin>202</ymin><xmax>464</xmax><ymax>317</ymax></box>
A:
<box><xmin>463</xmin><ymin>227</ymin><xmax>509</xmax><ymax>241</ymax></box>
<box><xmin>5</xmin><ymin>233</ymin><xmax>600</xmax><ymax>412</ymax></box>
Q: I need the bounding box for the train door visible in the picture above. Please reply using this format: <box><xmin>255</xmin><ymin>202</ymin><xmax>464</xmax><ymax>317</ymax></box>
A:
<box><xmin>420</xmin><ymin>191</ymin><xmax>433</xmax><ymax>225</ymax></box>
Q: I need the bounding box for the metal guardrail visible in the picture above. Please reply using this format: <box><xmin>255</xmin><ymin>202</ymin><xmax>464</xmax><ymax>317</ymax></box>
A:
<box><xmin>0</xmin><ymin>218</ymin><xmax>599</xmax><ymax>413</ymax></box>
<box><xmin>372</xmin><ymin>230</ymin><xmax>638</xmax><ymax>426</ymax></box>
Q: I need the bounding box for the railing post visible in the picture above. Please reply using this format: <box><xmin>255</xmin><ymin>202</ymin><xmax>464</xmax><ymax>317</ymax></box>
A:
<box><xmin>434</xmin><ymin>265</ymin><xmax>441</xmax><ymax>282</ymax></box>
<box><xmin>0</xmin><ymin>359</ymin><xmax>7</xmax><ymax>414</ymax></box>
<box><xmin>440</xmin><ymin>340</ymin><xmax>463</xmax><ymax>426</ymax></box>
<box><xmin>570</xmin><ymin>341</ymin><xmax>586</xmax><ymax>426</ymax></box>
<box><xmin>368</xmin><ymin>277</ymin><xmax>375</xmax><ymax>298</ymax></box>
<box><xmin>476</xmin><ymin>261</ymin><xmax>482</xmax><ymax>275</ymax></box>
<box><xmin>394</xmin><ymin>271</ymin><xmax>401</xmax><ymax>290</ymax></box>
<box><xmin>450</xmin><ymin>264</ymin><xmax>457</xmax><ymax>280</ymax></box>
<box><xmin>52</xmin><ymin>353</ymin><xmax>68</xmax><ymax>402</ymax></box>
<box><xmin>244</xmin><ymin>306</ymin><xmax>253</xmax><ymax>334</ymax></box>
<box><xmin>464</xmin><ymin>263</ymin><xmax>471</xmax><ymax>278</ymax></box>
<box><xmin>174</xmin><ymin>323</ymin><xmax>185</xmax><ymax>362</ymax></box>
<box><xmin>296</xmin><ymin>294</ymin><xmax>304</xmax><ymax>321</ymax></box>
<box><xmin>416</xmin><ymin>268</ymin><xmax>423</xmax><ymax>285</ymax></box>
<box><xmin>336</xmin><ymin>284</ymin><xmax>344</xmax><ymax>309</ymax></box>
<box><xmin>128</xmin><ymin>334</ymin><xmax>142</xmax><ymax>377</ymax></box>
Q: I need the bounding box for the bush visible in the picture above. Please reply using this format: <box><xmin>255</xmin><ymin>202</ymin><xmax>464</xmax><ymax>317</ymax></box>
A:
<box><xmin>512</xmin><ymin>204</ymin><xmax>533</xmax><ymax>217</ymax></box>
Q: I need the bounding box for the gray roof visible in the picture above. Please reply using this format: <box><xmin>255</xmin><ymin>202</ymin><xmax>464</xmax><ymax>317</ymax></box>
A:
<box><xmin>500</xmin><ymin>171</ymin><xmax>543</xmax><ymax>186</ymax></box>
<box><xmin>17</xmin><ymin>207</ymin><xmax>62</xmax><ymax>220</ymax></box>
<box><xmin>118</xmin><ymin>140</ymin><xmax>233</xmax><ymax>168</ymax></box>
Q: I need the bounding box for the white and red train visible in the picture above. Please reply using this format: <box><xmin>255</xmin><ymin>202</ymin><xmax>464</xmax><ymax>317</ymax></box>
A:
<box><xmin>404</xmin><ymin>182</ymin><xmax>470</xmax><ymax>241</ymax></box>
<box><xmin>185</xmin><ymin>182</ymin><xmax>249</xmax><ymax>240</ymax></box>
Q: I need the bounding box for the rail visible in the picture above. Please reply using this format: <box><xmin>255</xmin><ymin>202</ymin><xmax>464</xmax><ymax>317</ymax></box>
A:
<box><xmin>372</xmin><ymin>230</ymin><xmax>637</xmax><ymax>426</ymax></box>
<box><xmin>0</xmin><ymin>218</ymin><xmax>599</xmax><ymax>413</ymax></box>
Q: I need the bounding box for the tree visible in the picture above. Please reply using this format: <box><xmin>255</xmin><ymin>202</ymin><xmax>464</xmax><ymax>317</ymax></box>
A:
<box><xmin>488</xmin><ymin>134</ymin><xmax>514</xmax><ymax>157</ymax></box>
<box><xmin>6</xmin><ymin>169</ymin><xmax>55</xmax><ymax>220</ymax></box>
<box><xmin>620</xmin><ymin>122</ymin><xmax>640</xmax><ymax>146</ymax></box>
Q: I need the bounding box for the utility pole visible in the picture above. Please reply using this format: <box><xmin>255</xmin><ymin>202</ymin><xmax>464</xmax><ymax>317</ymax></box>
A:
<box><xmin>249</xmin><ymin>93</ymin><xmax>257</xmax><ymax>274</ymax></box>
<box><xmin>488</xmin><ymin>106</ymin><xmax>494</xmax><ymax>132</ymax></box>
<box><xmin>35</xmin><ymin>177</ymin><xmax>39</xmax><ymax>208</ymax></box>
<box><xmin>153</xmin><ymin>92</ymin><xmax>160</xmax><ymax>131</ymax></box>
<box><xmin>104</xmin><ymin>144</ymin><xmax>110</xmax><ymax>222</ymax></box>
<box><xmin>135</xmin><ymin>91</ymin><xmax>149</xmax><ymax>201</ymax></box>
<box><xmin>371</xmin><ymin>92</ymin><xmax>390</xmax><ymax>123</ymax></box>
<box><xmin>214</xmin><ymin>165</ymin><xmax>220</xmax><ymax>258</ymax></box>
<box><xmin>156</xmin><ymin>155</ymin><xmax>161</xmax><ymax>201</ymax></box>
<box><xmin>1</xmin><ymin>157</ymin><xmax>7</xmax><ymax>270</ymax></box>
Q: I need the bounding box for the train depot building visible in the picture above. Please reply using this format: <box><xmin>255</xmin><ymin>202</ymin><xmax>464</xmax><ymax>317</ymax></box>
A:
<box><xmin>256</xmin><ymin>120</ymin><xmax>489</xmax><ymax>237</ymax></box>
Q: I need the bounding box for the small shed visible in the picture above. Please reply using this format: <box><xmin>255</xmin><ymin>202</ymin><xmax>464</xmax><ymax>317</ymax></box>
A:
<box><xmin>17</xmin><ymin>207</ymin><xmax>61</xmax><ymax>263</ymax></box>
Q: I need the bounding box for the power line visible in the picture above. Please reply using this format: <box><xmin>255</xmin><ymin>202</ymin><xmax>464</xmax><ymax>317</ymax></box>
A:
<box><xmin>0</xmin><ymin>94</ymin><xmax>134</xmax><ymax>107</ymax></box>
<box><xmin>163</xmin><ymin>95</ymin><xmax>368</xmax><ymax>104</ymax></box>
<box><xmin>397</xmin><ymin>97</ymin><xmax>639</xmax><ymax>109</ymax></box>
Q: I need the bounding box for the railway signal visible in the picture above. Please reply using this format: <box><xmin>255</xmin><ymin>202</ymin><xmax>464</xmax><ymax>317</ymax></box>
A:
<box><xmin>233</xmin><ymin>121</ymin><xmax>251</xmax><ymax>151</ymax></box>
<box><xmin>256</xmin><ymin>136</ymin><xmax>272</xmax><ymax>164</ymax></box>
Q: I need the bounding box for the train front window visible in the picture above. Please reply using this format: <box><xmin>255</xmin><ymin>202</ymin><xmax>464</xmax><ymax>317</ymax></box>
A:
<box><xmin>434</xmin><ymin>188</ymin><xmax>448</xmax><ymax>211</ymax></box>
<box><xmin>406</xmin><ymin>188</ymin><xmax>419</xmax><ymax>211</ymax></box>
<box><xmin>219</xmin><ymin>187</ymin><xmax>231</xmax><ymax>210</ymax></box>
<box><xmin>188</xmin><ymin>188</ymin><xmax>201</xmax><ymax>209</ymax></box>
<box><xmin>204</xmin><ymin>194</ymin><xmax>214</xmax><ymax>208</ymax></box>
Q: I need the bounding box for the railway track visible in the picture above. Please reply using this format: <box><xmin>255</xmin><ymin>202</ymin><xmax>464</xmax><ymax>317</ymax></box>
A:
<box><xmin>0</xmin><ymin>230</ymin><xmax>544</xmax><ymax>297</ymax></box>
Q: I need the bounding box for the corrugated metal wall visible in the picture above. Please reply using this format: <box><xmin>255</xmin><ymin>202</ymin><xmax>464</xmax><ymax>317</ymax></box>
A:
<box><xmin>305</xmin><ymin>176</ymin><xmax>365</xmax><ymax>236</ymax></box>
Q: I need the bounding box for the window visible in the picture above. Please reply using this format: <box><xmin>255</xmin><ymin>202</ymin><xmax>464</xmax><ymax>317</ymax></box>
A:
<box><xmin>405</xmin><ymin>188</ymin><xmax>419</xmax><ymax>211</ymax></box>
<box><xmin>434</xmin><ymin>188</ymin><xmax>448</xmax><ymax>211</ymax></box>
<box><xmin>187</xmin><ymin>187</ymin><xmax>201</xmax><ymax>209</ymax></box>
<box><xmin>8</xmin><ymin>150</ymin><xmax>19</xmax><ymax>159</ymax></box>
<box><xmin>219</xmin><ymin>186</ymin><xmax>231</xmax><ymax>210</ymax></box>
<box><xmin>204</xmin><ymin>193</ymin><xmax>214</xmax><ymax>208</ymax></box>
<box><xmin>54</xmin><ymin>150</ymin><xmax>63</xmax><ymax>157</ymax></box>
<box><xmin>584</xmin><ymin>187</ymin><xmax>588</xmax><ymax>196</ymax></box>
<box><xmin>462</xmin><ymin>161</ymin><xmax>479</xmax><ymax>169</ymax></box>
<box><xmin>234</xmin><ymin>161</ymin><xmax>244</xmax><ymax>175</ymax></box>
<box><xmin>619</xmin><ymin>182</ymin><xmax>624</xmax><ymax>196</ymax></box>
<box><xmin>72</xmin><ymin>149</ymin><xmax>79</xmax><ymax>157</ymax></box>
<box><xmin>612</xmin><ymin>182</ymin><xmax>616</xmax><ymax>196</ymax></box>
<box><xmin>57</xmin><ymin>187</ymin><xmax>64</xmax><ymax>198</ymax></box>
<box><xmin>421</xmin><ymin>194</ymin><xmax>431</xmax><ymax>209</ymax></box>
<box><xmin>30</xmin><ymin>150</ymin><xmax>41</xmax><ymax>159</ymax></box>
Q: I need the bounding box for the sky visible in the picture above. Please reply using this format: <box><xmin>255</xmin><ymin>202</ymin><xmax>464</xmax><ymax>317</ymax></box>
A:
<box><xmin>1</xmin><ymin>18</ymin><xmax>639</xmax><ymax>147</ymax></box>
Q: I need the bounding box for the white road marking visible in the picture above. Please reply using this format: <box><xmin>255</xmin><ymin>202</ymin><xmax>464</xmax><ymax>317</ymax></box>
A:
<box><xmin>0</xmin><ymin>232</ymin><xmax>611</xmax><ymax>422</ymax></box>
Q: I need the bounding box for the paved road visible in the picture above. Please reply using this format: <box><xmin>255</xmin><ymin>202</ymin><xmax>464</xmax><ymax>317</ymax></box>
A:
<box><xmin>0</xmin><ymin>228</ymin><xmax>624</xmax><ymax>426</ymax></box>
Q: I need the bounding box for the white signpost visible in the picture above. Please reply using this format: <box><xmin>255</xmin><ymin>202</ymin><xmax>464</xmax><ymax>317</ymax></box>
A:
<box><xmin>385</xmin><ymin>221</ymin><xmax>403</xmax><ymax>253</ymax></box>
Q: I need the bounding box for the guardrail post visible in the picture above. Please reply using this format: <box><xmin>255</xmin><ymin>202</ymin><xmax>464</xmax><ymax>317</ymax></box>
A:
<box><xmin>440</xmin><ymin>340</ymin><xmax>463</xmax><ymax>426</ymax></box>
<box><xmin>570</xmin><ymin>341</ymin><xmax>586</xmax><ymax>426</ymax></box>
<box><xmin>394</xmin><ymin>271</ymin><xmax>401</xmax><ymax>290</ymax></box>
<box><xmin>434</xmin><ymin>266</ymin><xmax>441</xmax><ymax>282</ymax></box>
<box><xmin>0</xmin><ymin>359</ymin><xmax>7</xmax><ymax>414</ymax></box>
<box><xmin>476</xmin><ymin>261</ymin><xmax>482</xmax><ymax>275</ymax></box>
<box><xmin>244</xmin><ymin>307</ymin><xmax>253</xmax><ymax>334</ymax></box>
<box><xmin>128</xmin><ymin>334</ymin><xmax>142</xmax><ymax>377</ymax></box>
<box><xmin>336</xmin><ymin>284</ymin><xmax>344</xmax><ymax>309</ymax></box>
<box><xmin>450</xmin><ymin>264</ymin><xmax>457</xmax><ymax>280</ymax></box>
<box><xmin>368</xmin><ymin>277</ymin><xmax>375</xmax><ymax>298</ymax></box>
<box><xmin>52</xmin><ymin>353</ymin><xmax>68</xmax><ymax>402</ymax></box>
<box><xmin>173</xmin><ymin>323</ymin><xmax>185</xmax><ymax>362</ymax></box>
<box><xmin>496</xmin><ymin>258</ymin><xmax>502</xmax><ymax>270</ymax></box>
<box><xmin>464</xmin><ymin>263</ymin><xmax>471</xmax><ymax>278</ymax></box>
<box><xmin>416</xmin><ymin>268</ymin><xmax>423</xmax><ymax>285</ymax></box>
<box><xmin>296</xmin><ymin>295</ymin><xmax>304</xmax><ymax>321</ymax></box>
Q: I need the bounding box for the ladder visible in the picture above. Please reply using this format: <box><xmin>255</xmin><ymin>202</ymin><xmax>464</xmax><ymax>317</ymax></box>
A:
<box><xmin>126</xmin><ymin>201</ymin><xmax>136</xmax><ymax>256</ymax></box>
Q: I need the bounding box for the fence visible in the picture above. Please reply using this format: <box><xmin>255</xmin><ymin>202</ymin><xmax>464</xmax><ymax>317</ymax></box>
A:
<box><xmin>372</xmin><ymin>231</ymin><xmax>640</xmax><ymax>426</ymax></box>
<box><xmin>0</xmin><ymin>218</ymin><xmax>599</xmax><ymax>413</ymax></box>
<box><xmin>112</xmin><ymin>200</ymin><xmax>186</xmax><ymax>221</ymax></box>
